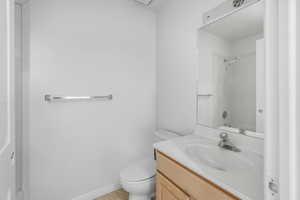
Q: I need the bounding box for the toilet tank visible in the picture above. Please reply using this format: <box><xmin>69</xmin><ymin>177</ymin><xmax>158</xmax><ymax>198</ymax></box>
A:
<box><xmin>154</xmin><ymin>129</ymin><xmax>181</xmax><ymax>143</ymax></box>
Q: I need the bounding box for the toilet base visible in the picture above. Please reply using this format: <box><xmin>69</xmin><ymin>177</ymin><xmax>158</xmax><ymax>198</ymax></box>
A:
<box><xmin>128</xmin><ymin>194</ymin><xmax>152</xmax><ymax>200</ymax></box>
<box><xmin>129</xmin><ymin>193</ymin><xmax>155</xmax><ymax>200</ymax></box>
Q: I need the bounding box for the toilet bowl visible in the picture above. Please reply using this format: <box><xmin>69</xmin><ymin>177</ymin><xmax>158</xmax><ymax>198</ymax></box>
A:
<box><xmin>120</xmin><ymin>158</ymin><xmax>155</xmax><ymax>200</ymax></box>
<box><xmin>120</xmin><ymin>130</ymin><xmax>181</xmax><ymax>200</ymax></box>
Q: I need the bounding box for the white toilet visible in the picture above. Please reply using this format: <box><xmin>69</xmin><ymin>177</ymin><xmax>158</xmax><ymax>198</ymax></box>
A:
<box><xmin>120</xmin><ymin>130</ymin><xmax>180</xmax><ymax>200</ymax></box>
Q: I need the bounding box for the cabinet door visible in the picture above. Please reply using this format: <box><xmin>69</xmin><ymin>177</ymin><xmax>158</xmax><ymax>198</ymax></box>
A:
<box><xmin>156</xmin><ymin>151</ymin><xmax>239</xmax><ymax>200</ymax></box>
<box><xmin>156</xmin><ymin>172</ymin><xmax>190</xmax><ymax>200</ymax></box>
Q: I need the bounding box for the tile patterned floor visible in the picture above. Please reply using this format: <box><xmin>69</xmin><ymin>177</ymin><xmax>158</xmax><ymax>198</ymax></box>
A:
<box><xmin>95</xmin><ymin>189</ymin><xmax>129</xmax><ymax>200</ymax></box>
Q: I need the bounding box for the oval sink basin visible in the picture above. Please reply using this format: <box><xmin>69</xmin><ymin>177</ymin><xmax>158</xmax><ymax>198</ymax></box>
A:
<box><xmin>185</xmin><ymin>143</ymin><xmax>253</xmax><ymax>171</ymax></box>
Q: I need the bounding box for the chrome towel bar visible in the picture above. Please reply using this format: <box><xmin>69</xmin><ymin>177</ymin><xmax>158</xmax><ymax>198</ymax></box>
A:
<box><xmin>197</xmin><ymin>94</ymin><xmax>213</xmax><ymax>97</ymax></box>
<box><xmin>44</xmin><ymin>94</ymin><xmax>113</xmax><ymax>102</ymax></box>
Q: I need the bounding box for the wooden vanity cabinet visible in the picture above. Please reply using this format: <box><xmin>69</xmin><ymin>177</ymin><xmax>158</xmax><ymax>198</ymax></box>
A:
<box><xmin>155</xmin><ymin>150</ymin><xmax>240</xmax><ymax>200</ymax></box>
<box><xmin>156</xmin><ymin>173</ymin><xmax>190</xmax><ymax>200</ymax></box>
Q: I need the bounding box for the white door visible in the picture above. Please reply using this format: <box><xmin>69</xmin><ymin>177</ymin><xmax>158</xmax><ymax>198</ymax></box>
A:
<box><xmin>0</xmin><ymin>1</ymin><xmax>16</xmax><ymax>200</ymax></box>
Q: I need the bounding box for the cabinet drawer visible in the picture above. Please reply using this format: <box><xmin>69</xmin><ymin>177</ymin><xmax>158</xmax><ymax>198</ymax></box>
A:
<box><xmin>156</xmin><ymin>151</ymin><xmax>239</xmax><ymax>200</ymax></box>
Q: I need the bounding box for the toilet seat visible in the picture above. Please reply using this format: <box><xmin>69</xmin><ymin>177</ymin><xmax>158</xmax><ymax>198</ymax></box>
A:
<box><xmin>120</xmin><ymin>158</ymin><xmax>155</xmax><ymax>183</ymax></box>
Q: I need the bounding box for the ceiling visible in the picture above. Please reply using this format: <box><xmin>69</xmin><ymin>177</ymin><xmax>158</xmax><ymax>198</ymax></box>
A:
<box><xmin>201</xmin><ymin>2</ymin><xmax>264</xmax><ymax>41</ymax></box>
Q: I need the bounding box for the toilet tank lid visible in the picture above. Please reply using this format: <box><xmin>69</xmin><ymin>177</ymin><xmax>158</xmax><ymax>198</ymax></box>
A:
<box><xmin>120</xmin><ymin>158</ymin><xmax>155</xmax><ymax>182</ymax></box>
<box><xmin>154</xmin><ymin>129</ymin><xmax>181</xmax><ymax>141</ymax></box>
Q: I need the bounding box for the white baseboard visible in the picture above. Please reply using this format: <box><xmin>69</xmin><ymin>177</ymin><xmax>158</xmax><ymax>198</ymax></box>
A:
<box><xmin>72</xmin><ymin>183</ymin><xmax>121</xmax><ymax>200</ymax></box>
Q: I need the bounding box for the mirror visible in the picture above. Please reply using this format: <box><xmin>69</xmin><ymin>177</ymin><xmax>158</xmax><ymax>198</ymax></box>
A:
<box><xmin>197</xmin><ymin>2</ymin><xmax>264</xmax><ymax>137</ymax></box>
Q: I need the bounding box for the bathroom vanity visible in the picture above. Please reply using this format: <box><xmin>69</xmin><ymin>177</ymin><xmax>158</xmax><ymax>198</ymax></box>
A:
<box><xmin>154</xmin><ymin>135</ymin><xmax>264</xmax><ymax>200</ymax></box>
<box><xmin>156</xmin><ymin>151</ymin><xmax>239</xmax><ymax>200</ymax></box>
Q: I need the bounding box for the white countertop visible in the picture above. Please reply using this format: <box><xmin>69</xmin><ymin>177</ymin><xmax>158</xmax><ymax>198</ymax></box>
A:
<box><xmin>154</xmin><ymin>135</ymin><xmax>264</xmax><ymax>200</ymax></box>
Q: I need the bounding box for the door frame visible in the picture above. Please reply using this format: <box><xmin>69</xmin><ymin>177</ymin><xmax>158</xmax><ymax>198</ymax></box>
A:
<box><xmin>1</xmin><ymin>0</ymin><xmax>16</xmax><ymax>199</ymax></box>
<box><xmin>265</xmin><ymin>0</ymin><xmax>299</xmax><ymax>200</ymax></box>
<box><xmin>265</xmin><ymin>0</ymin><xmax>279</xmax><ymax>199</ymax></box>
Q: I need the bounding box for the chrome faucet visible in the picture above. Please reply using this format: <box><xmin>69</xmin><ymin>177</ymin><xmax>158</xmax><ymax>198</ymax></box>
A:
<box><xmin>218</xmin><ymin>132</ymin><xmax>241</xmax><ymax>152</ymax></box>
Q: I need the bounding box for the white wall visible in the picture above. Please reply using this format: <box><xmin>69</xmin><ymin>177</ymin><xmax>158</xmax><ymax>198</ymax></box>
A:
<box><xmin>28</xmin><ymin>0</ymin><xmax>156</xmax><ymax>199</ymax></box>
<box><xmin>156</xmin><ymin>0</ymin><xmax>225</xmax><ymax>133</ymax></box>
